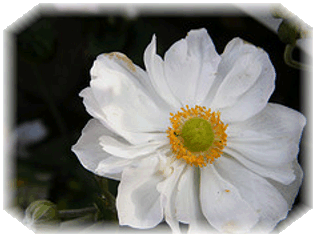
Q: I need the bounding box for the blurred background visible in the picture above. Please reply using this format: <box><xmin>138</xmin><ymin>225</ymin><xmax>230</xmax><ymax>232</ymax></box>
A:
<box><xmin>4</xmin><ymin>3</ymin><xmax>310</xmax><ymax>233</ymax></box>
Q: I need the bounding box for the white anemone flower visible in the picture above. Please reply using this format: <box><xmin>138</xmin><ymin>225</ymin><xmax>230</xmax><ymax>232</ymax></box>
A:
<box><xmin>72</xmin><ymin>28</ymin><xmax>306</xmax><ymax>233</ymax></box>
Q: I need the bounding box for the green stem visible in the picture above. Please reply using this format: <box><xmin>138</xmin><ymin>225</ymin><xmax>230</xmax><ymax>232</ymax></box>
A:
<box><xmin>94</xmin><ymin>175</ymin><xmax>117</xmax><ymax>215</ymax></box>
<box><xmin>284</xmin><ymin>44</ymin><xmax>309</xmax><ymax>71</ymax></box>
<box><xmin>58</xmin><ymin>206</ymin><xmax>97</xmax><ymax>219</ymax></box>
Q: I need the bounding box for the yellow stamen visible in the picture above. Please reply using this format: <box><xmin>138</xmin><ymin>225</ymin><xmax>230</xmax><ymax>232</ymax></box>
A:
<box><xmin>166</xmin><ymin>105</ymin><xmax>228</xmax><ymax>167</ymax></box>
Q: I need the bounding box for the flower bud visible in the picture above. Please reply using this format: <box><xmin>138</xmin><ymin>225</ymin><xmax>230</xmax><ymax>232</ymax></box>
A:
<box><xmin>278</xmin><ymin>18</ymin><xmax>301</xmax><ymax>45</ymax></box>
<box><xmin>23</xmin><ymin>200</ymin><xmax>60</xmax><ymax>231</ymax></box>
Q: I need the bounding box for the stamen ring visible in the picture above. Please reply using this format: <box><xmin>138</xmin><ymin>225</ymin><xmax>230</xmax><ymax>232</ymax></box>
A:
<box><xmin>166</xmin><ymin>105</ymin><xmax>228</xmax><ymax>167</ymax></box>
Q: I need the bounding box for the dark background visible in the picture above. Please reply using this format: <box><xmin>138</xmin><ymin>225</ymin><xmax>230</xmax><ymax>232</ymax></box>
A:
<box><xmin>8</xmin><ymin>4</ymin><xmax>308</xmax><ymax>232</ymax></box>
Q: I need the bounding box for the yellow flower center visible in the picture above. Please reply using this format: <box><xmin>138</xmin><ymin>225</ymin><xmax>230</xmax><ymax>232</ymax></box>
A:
<box><xmin>166</xmin><ymin>105</ymin><xmax>228</xmax><ymax>167</ymax></box>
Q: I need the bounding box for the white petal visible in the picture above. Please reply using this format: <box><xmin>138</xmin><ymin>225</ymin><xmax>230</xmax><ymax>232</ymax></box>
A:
<box><xmin>157</xmin><ymin>159</ymin><xmax>187</xmax><ymax>233</ymax></box>
<box><xmin>79</xmin><ymin>88</ymin><xmax>111</xmax><ymax>130</ymax></box>
<box><xmin>72</xmin><ymin>119</ymin><xmax>123</xmax><ymax>180</ymax></box>
<box><xmin>268</xmin><ymin>160</ymin><xmax>303</xmax><ymax>209</ymax></box>
<box><xmin>96</xmin><ymin>52</ymin><xmax>173</xmax><ymax>114</ymax></box>
<box><xmin>210</xmin><ymin>52</ymin><xmax>262</xmax><ymax>108</ymax></box>
<box><xmin>204</xmin><ymin>38</ymin><xmax>275</xmax><ymax>122</ymax></box>
<box><xmin>175</xmin><ymin>165</ymin><xmax>206</xmax><ymax>233</ymax></box>
<box><xmin>95</xmin><ymin>156</ymin><xmax>138</xmax><ymax>181</ymax></box>
<box><xmin>144</xmin><ymin>35</ymin><xmax>181</xmax><ymax>110</ymax></box>
<box><xmin>224</xmin><ymin>147</ymin><xmax>295</xmax><ymax>185</ymax></box>
<box><xmin>164</xmin><ymin>28</ymin><xmax>221</xmax><ymax>106</ymax></box>
<box><xmin>116</xmin><ymin>155</ymin><xmax>164</xmax><ymax>228</ymax></box>
<box><xmin>87</xmin><ymin>53</ymin><xmax>174</xmax><ymax>144</ymax></box>
<box><xmin>174</xmin><ymin>165</ymin><xmax>195</xmax><ymax>224</ymax></box>
<box><xmin>185</xmin><ymin>29</ymin><xmax>222</xmax><ymax>104</ymax></box>
<box><xmin>214</xmin><ymin>156</ymin><xmax>289</xmax><ymax>233</ymax></box>
<box><xmin>79</xmin><ymin>87</ymin><xmax>164</xmax><ymax>145</ymax></box>
<box><xmin>90</xmin><ymin>56</ymin><xmax>168</xmax><ymax>131</ymax></box>
<box><xmin>200</xmin><ymin>164</ymin><xmax>259</xmax><ymax>233</ymax></box>
<box><xmin>99</xmin><ymin>135</ymin><xmax>168</xmax><ymax>158</ymax></box>
<box><xmin>225</xmin><ymin>103</ymin><xmax>306</xmax><ymax>184</ymax></box>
